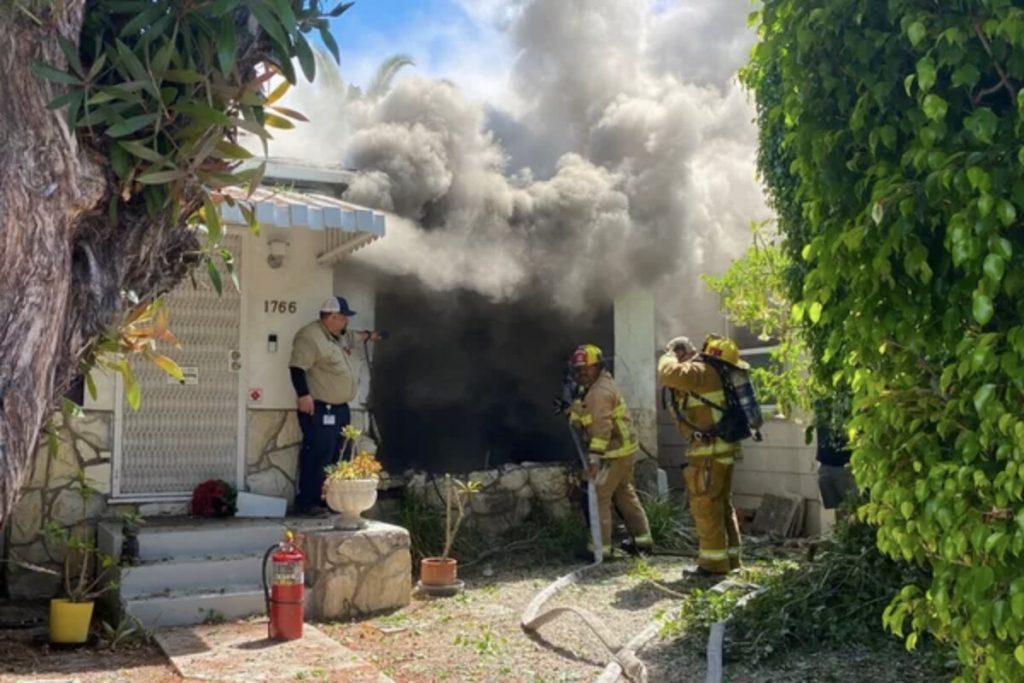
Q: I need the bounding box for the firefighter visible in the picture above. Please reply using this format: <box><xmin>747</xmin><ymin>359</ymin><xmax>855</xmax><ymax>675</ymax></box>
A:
<box><xmin>658</xmin><ymin>335</ymin><xmax>744</xmax><ymax>575</ymax></box>
<box><xmin>567</xmin><ymin>344</ymin><xmax>653</xmax><ymax>557</ymax></box>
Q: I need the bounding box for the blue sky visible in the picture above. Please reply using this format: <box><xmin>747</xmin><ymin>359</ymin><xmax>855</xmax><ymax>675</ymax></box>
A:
<box><xmin>319</xmin><ymin>0</ymin><xmax>511</xmax><ymax>100</ymax></box>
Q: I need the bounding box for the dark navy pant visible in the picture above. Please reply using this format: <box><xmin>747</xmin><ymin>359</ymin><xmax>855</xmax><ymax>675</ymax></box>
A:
<box><xmin>295</xmin><ymin>401</ymin><xmax>351</xmax><ymax>511</ymax></box>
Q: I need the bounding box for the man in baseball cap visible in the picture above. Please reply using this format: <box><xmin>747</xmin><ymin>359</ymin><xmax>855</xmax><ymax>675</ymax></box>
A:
<box><xmin>288</xmin><ymin>296</ymin><xmax>382</xmax><ymax>515</ymax></box>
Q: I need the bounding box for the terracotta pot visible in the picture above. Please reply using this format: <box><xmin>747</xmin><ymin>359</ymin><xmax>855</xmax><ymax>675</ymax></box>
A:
<box><xmin>49</xmin><ymin>598</ymin><xmax>94</xmax><ymax>644</ymax></box>
<box><xmin>323</xmin><ymin>477</ymin><xmax>378</xmax><ymax>530</ymax></box>
<box><xmin>420</xmin><ymin>557</ymin><xmax>458</xmax><ymax>586</ymax></box>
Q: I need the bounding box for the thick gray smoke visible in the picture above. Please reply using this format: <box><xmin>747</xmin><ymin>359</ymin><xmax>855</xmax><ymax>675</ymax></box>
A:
<box><xmin>270</xmin><ymin>0</ymin><xmax>769</xmax><ymax>315</ymax></box>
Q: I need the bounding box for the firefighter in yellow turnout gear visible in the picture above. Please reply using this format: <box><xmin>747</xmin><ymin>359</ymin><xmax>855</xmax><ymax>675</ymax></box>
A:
<box><xmin>658</xmin><ymin>336</ymin><xmax>744</xmax><ymax>575</ymax></box>
<box><xmin>567</xmin><ymin>344</ymin><xmax>653</xmax><ymax>557</ymax></box>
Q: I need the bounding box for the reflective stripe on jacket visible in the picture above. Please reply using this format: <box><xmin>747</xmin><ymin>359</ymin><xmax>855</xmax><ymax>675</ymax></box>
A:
<box><xmin>657</xmin><ymin>352</ymin><xmax>737</xmax><ymax>456</ymax></box>
<box><xmin>569</xmin><ymin>371</ymin><xmax>639</xmax><ymax>459</ymax></box>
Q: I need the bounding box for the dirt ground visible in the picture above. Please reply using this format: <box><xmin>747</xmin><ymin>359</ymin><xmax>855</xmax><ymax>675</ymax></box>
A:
<box><xmin>0</xmin><ymin>555</ymin><xmax>947</xmax><ymax>683</ymax></box>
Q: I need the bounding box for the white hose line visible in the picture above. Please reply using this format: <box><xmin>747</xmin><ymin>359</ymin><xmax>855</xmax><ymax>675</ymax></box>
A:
<box><xmin>587</xmin><ymin>479</ymin><xmax>603</xmax><ymax>565</ymax></box>
<box><xmin>520</xmin><ymin>560</ymin><xmax>648</xmax><ymax>682</ymax></box>
<box><xmin>705</xmin><ymin>586</ymin><xmax>765</xmax><ymax>683</ymax></box>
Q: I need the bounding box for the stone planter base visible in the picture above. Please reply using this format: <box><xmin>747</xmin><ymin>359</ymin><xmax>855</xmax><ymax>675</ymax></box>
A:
<box><xmin>301</xmin><ymin>521</ymin><xmax>411</xmax><ymax>621</ymax></box>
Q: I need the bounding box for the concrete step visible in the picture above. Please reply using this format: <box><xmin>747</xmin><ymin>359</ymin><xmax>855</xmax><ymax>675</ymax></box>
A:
<box><xmin>125</xmin><ymin>586</ymin><xmax>267</xmax><ymax>630</ymax></box>
<box><xmin>134</xmin><ymin>522</ymin><xmax>289</xmax><ymax>561</ymax></box>
<box><xmin>119</xmin><ymin>553</ymin><xmax>267</xmax><ymax>599</ymax></box>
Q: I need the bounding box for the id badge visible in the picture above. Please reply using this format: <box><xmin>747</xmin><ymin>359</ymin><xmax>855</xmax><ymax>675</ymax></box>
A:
<box><xmin>323</xmin><ymin>414</ymin><xmax>337</xmax><ymax>426</ymax></box>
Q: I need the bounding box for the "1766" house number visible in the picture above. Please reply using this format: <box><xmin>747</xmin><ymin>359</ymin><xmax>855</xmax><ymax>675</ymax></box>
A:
<box><xmin>264</xmin><ymin>300</ymin><xmax>298</xmax><ymax>314</ymax></box>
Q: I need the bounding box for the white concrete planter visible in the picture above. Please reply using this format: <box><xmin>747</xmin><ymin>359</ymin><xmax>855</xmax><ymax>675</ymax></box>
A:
<box><xmin>324</xmin><ymin>478</ymin><xmax>378</xmax><ymax>530</ymax></box>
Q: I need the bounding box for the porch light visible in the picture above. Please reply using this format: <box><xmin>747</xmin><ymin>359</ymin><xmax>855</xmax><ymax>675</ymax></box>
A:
<box><xmin>267</xmin><ymin>239</ymin><xmax>289</xmax><ymax>269</ymax></box>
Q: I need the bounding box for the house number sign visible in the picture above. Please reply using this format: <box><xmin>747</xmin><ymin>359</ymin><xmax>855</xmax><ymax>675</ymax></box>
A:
<box><xmin>264</xmin><ymin>300</ymin><xmax>298</xmax><ymax>314</ymax></box>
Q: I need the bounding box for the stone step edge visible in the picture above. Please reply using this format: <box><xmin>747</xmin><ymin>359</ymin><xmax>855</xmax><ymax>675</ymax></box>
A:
<box><xmin>124</xmin><ymin>585</ymin><xmax>268</xmax><ymax>604</ymax></box>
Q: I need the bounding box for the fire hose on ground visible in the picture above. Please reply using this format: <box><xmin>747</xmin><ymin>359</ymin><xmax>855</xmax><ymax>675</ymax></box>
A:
<box><xmin>519</xmin><ymin>424</ymin><xmax>765</xmax><ymax>682</ymax></box>
<box><xmin>519</xmin><ymin>423</ymin><xmax>651</xmax><ymax>681</ymax></box>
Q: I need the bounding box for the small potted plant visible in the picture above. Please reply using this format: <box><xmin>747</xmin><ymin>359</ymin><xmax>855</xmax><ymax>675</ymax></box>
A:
<box><xmin>322</xmin><ymin>426</ymin><xmax>383</xmax><ymax>529</ymax></box>
<box><xmin>420</xmin><ymin>474</ymin><xmax>480</xmax><ymax>589</ymax></box>
<box><xmin>17</xmin><ymin>475</ymin><xmax>117</xmax><ymax>644</ymax></box>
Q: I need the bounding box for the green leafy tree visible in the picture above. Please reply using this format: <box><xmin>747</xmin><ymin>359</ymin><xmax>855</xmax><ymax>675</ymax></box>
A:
<box><xmin>703</xmin><ymin>223</ymin><xmax>812</xmax><ymax>419</ymax></box>
<box><xmin>0</xmin><ymin>0</ymin><xmax>349</xmax><ymax>528</ymax></box>
<box><xmin>744</xmin><ymin>1</ymin><xmax>1024</xmax><ymax>679</ymax></box>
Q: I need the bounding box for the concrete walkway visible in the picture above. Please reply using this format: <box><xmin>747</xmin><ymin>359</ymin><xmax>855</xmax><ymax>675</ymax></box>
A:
<box><xmin>154</xmin><ymin>621</ymin><xmax>393</xmax><ymax>682</ymax></box>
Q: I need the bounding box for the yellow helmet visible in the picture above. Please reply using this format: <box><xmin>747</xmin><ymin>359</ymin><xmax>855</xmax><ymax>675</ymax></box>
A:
<box><xmin>569</xmin><ymin>344</ymin><xmax>604</xmax><ymax>367</ymax></box>
<box><xmin>703</xmin><ymin>336</ymin><xmax>748</xmax><ymax>369</ymax></box>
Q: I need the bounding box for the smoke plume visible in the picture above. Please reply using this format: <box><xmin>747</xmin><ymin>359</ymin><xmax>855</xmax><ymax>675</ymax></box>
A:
<box><xmin>270</xmin><ymin>0</ymin><xmax>770</xmax><ymax>313</ymax></box>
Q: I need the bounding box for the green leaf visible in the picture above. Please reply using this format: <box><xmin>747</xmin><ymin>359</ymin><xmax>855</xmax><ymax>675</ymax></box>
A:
<box><xmin>119</xmin><ymin>1</ymin><xmax>168</xmax><ymax>38</ymax></box>
<box><xmin>997</xmin><ymin>200</ymin><xmax>1017</xmax><ymax>227</ymax></box>
<box><xmin>248</xmin><ymin>2</ymin><xmax>290</xmax><ymax>48</ymax></box>
<box><xmin>175</xmin><ymin>102</ymin><xmax>232</xmax><ymax>126</ymax></box>
<box><xmin>206</xmin><ymin>257</ymin><xmax>223</xmax><ymax>296</ymax></box>
<box><xmin>136</xmin><ymin>168</ymin><xmax>185</xmax><ymax>184</ymax></box>
<box><xmin>907</xmin><ymin>21</ymin><xmax>926</xmax><ymax>47</ymax></box>
<box><xmin>922</xmin><ymin>94</ymin><xmax>947</xmax><ymax>121</ymax></box>
<box><xmin>320</xmin><ymin>26</ymin><xmax>341</xmax><ymax>63</ymax></box>
<box><xmin>106</xmin><ymin>113</ymin><xmax>158</xmax><ymax>138</ymax></box>
<box><xmin>871</xmin><ymin>201</ymin><xmax>884</xmax><ymax>225</ymax></box>
<box><xmin>31</xmin><ymin>61</ymin><xmax>82</xmax><ymax>86</ymax></box>
<box><xmin>965</xmin><ymin>109</ymin><xmax>998</xmax><ymax>144</ymax></box>
<box><xmin>984</xmin><ymin>254</ymin><xmax>1006</xmax><ymax>283</ymax></box>
<box><xmin>46</xmin><ymin>90</ymin><xmax>83</xmax><ymax>111</ymax></box>
<box><xmin>973</xmin><ymin>384</ymin><xmax>996</xmax><ymax>413</ymax></box>
<box><xmin>123</xmin><ymin>362</ymin><xmax>141</xmax><ymax>411</ymax></box>
<box><xmin>808</xmin><ymin>301</ymin><xmax>823</xmax><ymax>324</ymax></box>
<box><xmin>1016</xmin><ymin>644</ymin><xmax>1024</xmax><ymax>667</ymax></box>
<box><xmin>85</xmin><ymin>372</ymin><xmax>98</xmax><ymax>402</ymax></box>
<box><xmin>203</xmin><ymin>196</ymin><xmax>223</xmax><ymax>243</ymax></box>
<box><xmin>973</xmin><ymin>294</ymin><xmax>994</xmax><ymax>325</ymax></box>
<box><xmin>160</xmin><ymin>69</ymin><xmax>204</xmax><ymax>84</ymax></box>
<box><xmin>210</xmin><ymin>0</ymin><xmax>242</xmax><ymax>15</ymax></box>
<box><xmin>217</xmin><ymin>18</ymin><xmax>237</xmax><ymax>75</ymax></box>
<box><xmin>118</xmin><ymin>140</ymin><xmax>165</xmax><ymax>163</ymax></box>
<box><xmin>295</xmin><ymin>34</ymin><xmax>316</xmax><ymax>82</ymax></box>
<box><xmin>264</xmin><ymin>114</ymin><xmax>295</xmax><ymax>129</ymax></box>
<box><xmin>916</xmin><ymin>57</ymin><xmax>936</xmax><ymax>92</ymax></box>
<box><xmin>328</xmin><ymin>1</ymin><xmax>354</xmax><ymax>17</ymax></box>
<box><xmin>57</xmin><ymin>35</ymin><xmax>85</xmax><ymax>78</ymax></box>
<box><xmin>214</xmin><ymin>140</ymin><xmax>254</xmax><ymax>159</ymax></box>
<box><xmin>952</xmin><ymin>64</ymin><xmax>980</xmax><ymax>88</ymax></box>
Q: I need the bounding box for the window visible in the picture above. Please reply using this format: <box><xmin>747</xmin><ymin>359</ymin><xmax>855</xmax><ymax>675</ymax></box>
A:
<box><xmin>725</xmin><ymin>321</ymin><xmax>780</xmax><ymax>413</ymax></box>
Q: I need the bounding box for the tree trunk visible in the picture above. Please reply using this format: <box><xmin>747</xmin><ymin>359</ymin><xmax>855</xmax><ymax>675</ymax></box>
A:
<box><xmin>0</xmin><ymin>3</ymin><xmax>198</xmax><ymax>528</ymax></box>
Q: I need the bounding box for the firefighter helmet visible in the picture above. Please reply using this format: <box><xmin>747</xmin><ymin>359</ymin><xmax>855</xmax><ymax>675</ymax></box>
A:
<box><xmin>569</xmin><ymin>344</ymin><xmax>604</xmax><ymax>368</ymax></box>
<box><xmin>702</xmin><ymin>336</ymin><xmax>748</xmax><ymax>369</ymax></box>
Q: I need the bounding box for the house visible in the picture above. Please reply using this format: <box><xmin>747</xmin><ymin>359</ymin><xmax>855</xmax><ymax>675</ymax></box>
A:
<box><xmin>0</xmin><ymin>160</ymin><xmax>826</xmax><ymax>617</ymax></box>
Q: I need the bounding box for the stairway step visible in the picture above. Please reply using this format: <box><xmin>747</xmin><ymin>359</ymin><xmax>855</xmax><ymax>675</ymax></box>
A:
<box><xmin>119</xmin><ymin>553</ymin><xmax>268</xmax><ymax>599</ymax></box>
<box><xmin>125</xmin><ymin>587</ymin><xmax>266</xmax><ymax>630</ymax></box>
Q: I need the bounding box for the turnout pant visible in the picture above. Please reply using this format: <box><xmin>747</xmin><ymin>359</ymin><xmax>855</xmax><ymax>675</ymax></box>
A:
<box><xmin>684</xmin><ymin>454</ymin><xmax>741</xmax><ymax>573</ymax></box>
<box><xmin>295</xmin><ymin>401</ymin><xmax>351</xmax><ymax>511</ymax></box>
<box><xmin>593</xmin><ymin>453</ymin><xmax>652</xmax><ymax>552</ymax></box>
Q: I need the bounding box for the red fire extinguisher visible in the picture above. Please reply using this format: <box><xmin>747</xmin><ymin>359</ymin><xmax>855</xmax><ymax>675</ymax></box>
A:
<box><xmin>262</xmin><ymin>530</ymin><xmax>304</xmax><ymax>641</ymax></box>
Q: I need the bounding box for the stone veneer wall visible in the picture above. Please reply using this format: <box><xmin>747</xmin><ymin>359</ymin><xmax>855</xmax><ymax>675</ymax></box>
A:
<box><xmin>246</xmin><ymin>410</ymin><xmax>302</xmax><ymax>504</ymax></box>
<box><xmin>403</xmin><ymin>463</ymin><xmax>575</xmax><ymax>536</ymax></box>
<box><xmin>2</xmin><ymin>412</ymin><xmax>116</xmax><ymax>599</ymax></box>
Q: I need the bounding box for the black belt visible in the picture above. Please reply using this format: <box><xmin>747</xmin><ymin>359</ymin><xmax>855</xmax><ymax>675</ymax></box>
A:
<box><xmin>314</xmin><ymin>400</ymin><xmax>347</xmax><ymax>410</ymax></box>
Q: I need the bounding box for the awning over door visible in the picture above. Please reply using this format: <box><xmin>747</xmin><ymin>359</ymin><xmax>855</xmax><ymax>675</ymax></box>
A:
<box><xmin>220</xmin><ymin>187</ymin><xmax>386</xmax><ymax>264</ymax></box>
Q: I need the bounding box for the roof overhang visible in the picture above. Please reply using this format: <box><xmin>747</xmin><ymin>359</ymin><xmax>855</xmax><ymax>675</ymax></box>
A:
<box><xmin>220</xmin><ymin>187</ymin><xmax>386</xmax><ymax>264</ymax></box>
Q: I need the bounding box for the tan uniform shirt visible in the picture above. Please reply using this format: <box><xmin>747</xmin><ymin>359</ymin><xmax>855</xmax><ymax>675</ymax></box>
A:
<box><xmin>657</xmin><ymin>353</ymin><xmax>738</xmax><ymax>456</ymax></box>
<box><xmin>289</xmin><ymin>320</ymin><xmax>360</xmax><ymax>405</ymax></box>
<box><xmin>571</xmin><ymin>371</ymin><xmax>639</xmax><ymax>458</ymax></box>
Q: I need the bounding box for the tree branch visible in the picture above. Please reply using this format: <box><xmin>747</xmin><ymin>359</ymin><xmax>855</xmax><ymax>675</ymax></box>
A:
<box><xmin>972</xmin><ymin>17</ymin><xmax>1018</xmax><ymax>102</ymax></box>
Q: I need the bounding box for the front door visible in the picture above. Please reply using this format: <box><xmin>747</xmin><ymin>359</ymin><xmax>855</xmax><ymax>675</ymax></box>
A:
<box><xmin>114</xmin><ymin>234</ymin><xmax>244</xmax><ymax>499</ymax></box>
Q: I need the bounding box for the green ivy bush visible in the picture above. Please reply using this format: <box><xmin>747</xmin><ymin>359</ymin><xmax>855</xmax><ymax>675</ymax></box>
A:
<box><xmin>743</xmin><ymin>2</ymin><xmax>1024</xmax><ymax>680</ymax></box>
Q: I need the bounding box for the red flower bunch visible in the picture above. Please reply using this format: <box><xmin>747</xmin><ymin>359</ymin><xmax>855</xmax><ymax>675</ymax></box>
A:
<box><xmin>189</xmin><ymin>479</ymin><xmax>238</xmax><ymax>518</ymax></box>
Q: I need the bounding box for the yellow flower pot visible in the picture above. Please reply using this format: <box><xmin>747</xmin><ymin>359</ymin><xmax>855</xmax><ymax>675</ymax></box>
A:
<box><xmin>49</xmin><ymin>598</ymin><xmax>94</xmax><ymax>644</ymax></box>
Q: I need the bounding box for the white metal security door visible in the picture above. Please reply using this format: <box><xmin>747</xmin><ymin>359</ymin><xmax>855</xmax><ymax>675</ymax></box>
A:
<box><xmin>115</xmin><ymin>234</ymin><xmax>243</xmax><ymax>498</ymax></box>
